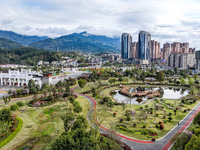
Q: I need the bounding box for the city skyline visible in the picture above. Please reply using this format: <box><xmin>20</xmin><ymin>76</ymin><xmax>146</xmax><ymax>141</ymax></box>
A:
<box><xmin>0</xmin><ymin>0</ymin><xmax>200</xmax><ymax>49</ymax></box>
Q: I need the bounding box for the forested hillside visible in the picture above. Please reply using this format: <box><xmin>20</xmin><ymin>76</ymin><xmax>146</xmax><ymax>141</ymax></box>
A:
<box><xmin>0</xmin><ymin>47</ymin><xmax>61</xmax><ymax>65</ymax></box>
<box><xmin>0</xmin><ymin>30</ymin><xmax>48</xmax><ymax>45</ymax></box>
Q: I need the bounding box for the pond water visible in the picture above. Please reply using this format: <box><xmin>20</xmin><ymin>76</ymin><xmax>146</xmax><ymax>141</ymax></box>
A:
<box><xmin>111</xmin><ymin>87</ymin><xmax>189</xmax><ymax>104</ymax></box>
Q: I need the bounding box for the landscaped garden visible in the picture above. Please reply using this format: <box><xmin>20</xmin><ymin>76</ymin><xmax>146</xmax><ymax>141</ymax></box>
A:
<box><xmin>90</xmin><ymin>83</ymin><xmax>200</xmax><ymax>140</ymax></box>
<box><xmin>1</xmin><ymin>67</ymin><xmax>200</xmax><ymax>149</ymax></box>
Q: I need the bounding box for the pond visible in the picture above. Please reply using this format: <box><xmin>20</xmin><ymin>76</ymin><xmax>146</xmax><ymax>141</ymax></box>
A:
<box><xmin>111</xmin><ymin>87</ymin><xmax>189</xmax><ymax>104</ymax></box>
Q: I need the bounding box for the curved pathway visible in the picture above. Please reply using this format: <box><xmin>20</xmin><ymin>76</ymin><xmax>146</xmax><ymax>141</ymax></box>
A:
<box><xmin>0</xmin><ymin>96</ymin><xmax>34</xmax><ymax>105</ymax></box>
<box><xmin>75</xmin><ymin>93</ymin><xmax>200</xmax><ymax>150</ymax></box>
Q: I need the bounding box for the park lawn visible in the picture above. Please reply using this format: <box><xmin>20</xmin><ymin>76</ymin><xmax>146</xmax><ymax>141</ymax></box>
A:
<box><xmin>0</xmin><ymin>95</ymin><xmax>90</xmax><ymax>150</ymax></box>
<box><xmin>70</xmin><ymin>82</ymin><xmax>78</xmax><ymax>89</ymax></box>
<box><xmin>93</xmin><ymin>89</ymin><xmax>199</xmax><ymax>141</ymax></box>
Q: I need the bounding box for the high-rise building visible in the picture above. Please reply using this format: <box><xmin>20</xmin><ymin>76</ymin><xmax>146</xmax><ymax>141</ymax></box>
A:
<box><xmin>130</xmin><ymin>42</ymin><xmax>139</xmax><ymax>59</ymax></box>
<box><xmin>161</xmin><ymin>43</ymin><xmax>171</xmax><ymax>62</ymax></box>
<box><xmin>138</xmin><ymin>31</ymin><xmax>151</xmax><ymax>63</ymax></box>
<box><xmin>151</xmin><ymin>40</ymin><xmax>160</xmax><ymax>61</ymax></box>
<box><xmin>121</xmin><ymin>33</ymin><xmax>132</xmax><ymax>59</ymax></box>
<box><xmin>168</xmin><ymin>53</ymin><xmax>195</xmax><ymax>69</ymax></box>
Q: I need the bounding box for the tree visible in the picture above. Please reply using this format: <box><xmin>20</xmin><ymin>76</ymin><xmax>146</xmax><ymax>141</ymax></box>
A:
<box><xmin>194</xmin><ymin>73</ymin><xmax>198</xmax><ymax>82</ymax></box>
<box><xmin>107</xmin><ymin>101</ymin><xmax>114</xmax><ymax>110</ymax></box>
<box><xmin>185</xmin><ymin>134</ymin><xmax>200</xmax><ymax>150</ymax></box>
<box><xmin>174</xmin><ymin>67</ymin><xmax>178</xmax><ymax>74</ymax></box>
<box><xmin>188</xmin><ymin>78</ymin><xmax>194</xmax><ymax>85</ymax></box>
<box><xmin>112</xmin><ymin>78</ymin><xmax>117</xmax><ymax>85</ymax></box>
<box><xmin>102</xmin><ymin>97</ymin><xmax>111</xmax><ymax>103</ymax></box>
<box><xmin>73</xmin><ymin>105</ymin><xmax>83</xmax><ymax>114</ymax></box>
<box><xmin>190</xmin><ymin>86</ymin><xmax>196</xmax><ymax>96</ymax></box>
<box><xmin>71</xmin><ymin>116</ymin><xmax>88</xmax><ymax>131</ymax></box>
<box><xmin>118</xmin><ymin>77</ymin><xmax>123</xmax><ymax>84</ymax></box>
<box><xmin>78</xmin><ymin>79</ymin><xmax>87</xmax><ymax>90</ymax></box>
<box><xmin>61</xmin><ymin>113</ymin><xmax>75</xmax><ymax>132</ymax></box>
<box><xmin>43</xmin><ymin>89</ymin><xmax>47</xmax><ymax>98</ymax></box>
<box><xmin>0</xmin><ymin>108</ymin><xmax>11</xmax><ymax>122</ymax></box>
<box><xmin>2</xmin><ymin>96</ymin><xmax>10</xmax><ymax>107</ymax></box>
<box><xmin>69</xmin><ymin>96</ymin><xmax>75</xmax><ymax>103</ymax></box>
<box><xmin>28</xmin><ymin>79</ymin><xmax>35</xmax><ymax>89</ymax></box>
<box><xmin>193</xmin><ymin>111</ymin><xmax>200</xmax><ymax>125</ymax></box>
<box><xmin>51</xmin><ymin>128</ymin><xmax>95</xmax><ymax>150</ymax></box>
<box><xmin>156</xmin><ymin>71</ymin><xmax>165</xmax><ymax>82</ymax></box>
<box><xmin>140</xmin><ymin>72</ymin><xmax>146</xmax><ymax>83</ymax></box>
<box><xmin>34</xmin><ymin>101</ymin><xmax>41</xmax><ymax>110</ymax></box>
<box><xmin>180</xmin><ymin>77</ymin><xmax>186</xmax><ymax>86</ymax></box>
<box><xmin>16</xmin><ymin>101</ymin><xmax>24</xmax><ymax>107</ymax></box>
<box><xmin>52</xmin><ymin>88</ymin><xmax>57</xmax><ymax>96</ymax></box>
<box><xmin>22</xmin><ymin>89</ymin><xmax>29</xmax><ymax>95</ymax></box>
<box><xmin>10</xmin><ymin>104</ymin><xmax>19</xmax><ymax>111</ymax></box>
<box><xmin>108</xmin><ymin>78</ymin><xmax>113</xmax><ymax>85</ymax></box>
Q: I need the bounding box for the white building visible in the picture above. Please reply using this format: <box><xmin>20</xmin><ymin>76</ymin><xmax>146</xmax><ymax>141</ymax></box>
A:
<box><xmin>38</xmin><ymin>60</ymin><xmax>43</xmax><ymax>66</ymax></box>
<box><xmin>0</xmin><ymin>69</ymin><xmax>43</xmax><ymax>87</ymax></box>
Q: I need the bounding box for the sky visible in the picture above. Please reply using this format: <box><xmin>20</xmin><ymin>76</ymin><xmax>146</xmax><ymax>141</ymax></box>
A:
<box><xmin>0</xmin><ymin>0</ymin><xmax>200</xmax><ymax>49</ymax></box>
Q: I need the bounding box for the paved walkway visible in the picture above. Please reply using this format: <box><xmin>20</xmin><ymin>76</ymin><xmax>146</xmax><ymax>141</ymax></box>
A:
<box><xmin>75</xmin><ymin>93</ymin><xmax>200</xmax><ymax>150</ymax></box>
<box><xmin>0</xmin><ymin>96</ymin><xmax>33</xmax><ymax>105</ymax></box>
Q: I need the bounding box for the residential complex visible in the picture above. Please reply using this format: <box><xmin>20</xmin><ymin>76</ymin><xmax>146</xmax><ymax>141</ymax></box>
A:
<box><xmin>161</xmin><ymin>42</ymin><xmax>195</xmax><ymax>63</ymax></box>
<box><xmin>168</xmin><ymin>53</ymin><xmax>195</xmax><ymax>69</ymax></box>
<box><xmin>121</xmin><ymin>31</ymin><xmax>160</xmax><ymax>64</ymax></box>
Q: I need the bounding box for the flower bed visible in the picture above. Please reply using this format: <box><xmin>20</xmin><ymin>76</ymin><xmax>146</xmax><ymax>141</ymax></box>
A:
<box><xmin>0</xmin><ymin>117</ymin><xmax>23</xmax><ymax>148</ymax></box>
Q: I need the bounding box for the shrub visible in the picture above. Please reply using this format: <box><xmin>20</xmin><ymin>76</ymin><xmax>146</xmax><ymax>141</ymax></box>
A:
<box><xmin>159</xmin><ymin>121</ymin><xmax>162</xmax><ymax>124</ymax></box>
<box><xmin>68</xmin><ymin>96</ymin><xmax>75</xmax><ymax>103</ymax></box>
<box><xmin>156</xmin><ymin>124</ymin><xmax>159</xmax><ymax>128</ymax></box>
<box><xmin>1</xmin><ymin>134</ymin><xmax>5</xmax><ymax>138</ymax></box>
<box><xmin>16</xmin><ymin>101</ymin><xmax>24</xmax><ymax>107</ymax></box>
<box><xmin>10</xmin><ymin>126</ymin><xmax>13</xmax><ymax>129</ymax></box>
<box><xmin>169</xmin><ymin>113</ymin><xmax>172</xmax><ymax>116</ymax></box>
<box><xmin>113</xmin><ymin>112</ymin><xmax>116</xmax><ymax>117</ymax></box>
<box><xmin>163</xmin><ymin>116</ymin><xmax>166</xmax><ymax>119</ymax></box>
<box><xmin>120</xmin><ymin>119</ymin><xmax>123</xmax><ymax>123</ymax></box>
<box><xmin>12</xmin><ymin>121</ymin><xmax>17</xmax><ymax>125</ymax></box>
<box><xmin>143</xmin><ymin>125</ymin><xmax>146</xmax><ymax>128</ymax></box>
<box><xmin>176</xmin><ymin>107</ymin><xmax>179</xmax><ymax>110</ymax></box>
<box><xmin>184</xmin><ymin>110</ymin><xmax>187</xmax><ymax>112</ymax></box>
<box><xmin>152</xmin><ymin>137</ymin><xmax>156</xmax><ymax>141</ymax></box>
<box><xmin>0</xmin><ymin>117</ymin><xmax>23</xmax><ymax>148</ymax></box>
<box><xmin>141</xmin><ymin>130</ymin><xmax>148</xmax><ymax>135</ymax></box>
<box><xmin>10</xmin><ymin>104</ymin><xmax>19</xmax><ymax>111</ymax></box>
<box><xmin>160</xmin><ymin>124</ymin><xmax>164</xmax><ymax>130</ymax></box>
<box><xmin>156</xmin><ymin>113</ymin><xmax>159</xmax><ymax>117</ymax></box>
<box><xmin>103</xmin><ymin>97</ymin><xmax>111</xmax><ymax>103</ymax></box>
<box><xmin>150</xmin><ymin>111</ymin><xmax>153</xmax><ymax>114</ymax></box>
<box><xmin>126</xmin><ymin>116</ymin><xmax>131</xmax><ymax>121</ymax></box>
<box><xmin>164</xmin><ymin>120</ymin><xmax>167</xmax><ymax>123</ymax></box>
<box><xmin>11</xmin><ymin>128</ymin><xmax>16</xmax><ymax>132</ymax></box>
<box><xmin>168</xmin><ymin>117</ymin><xmax>172</xmax><ymax>122</ymax></box>
<box><xmin>133</xmin><ymin>123</ymin><xmax>137</xmax><ymax>127</ymax></box>
<box><xmin>188</xmin><ymin>108</ymin><xmax>190</xmax><ymax>111</ymax></box>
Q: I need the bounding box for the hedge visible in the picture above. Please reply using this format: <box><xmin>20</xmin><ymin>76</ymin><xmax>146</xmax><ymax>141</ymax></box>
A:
<box><xmin>0</xmin><ymin>117</ymin><xmax>23</xmax><ymax>148</ymax></box>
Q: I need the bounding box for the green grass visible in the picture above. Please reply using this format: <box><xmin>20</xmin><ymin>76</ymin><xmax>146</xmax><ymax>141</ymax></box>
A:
<box><xmin>0</xmin><ymin>95</ymin><xmax>91</xmax><ymax>150</ymax></box>
<box><xmin>92</xmin><ymin>85</ymin><xmax>199</xmax><ymax>140</ymax></box>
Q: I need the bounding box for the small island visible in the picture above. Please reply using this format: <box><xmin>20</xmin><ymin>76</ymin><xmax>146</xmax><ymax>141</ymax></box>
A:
<box><xmin>120</xmin><ymin>86</ymin><xmax>160</xmax><ymax>98</ymax></box>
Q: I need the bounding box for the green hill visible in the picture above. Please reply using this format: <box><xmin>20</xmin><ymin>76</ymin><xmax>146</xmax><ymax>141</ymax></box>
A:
<box><xmin>0</xmin><ymin>30</ymin><xmax>48</xmax><ymax>45</ymax></box>
<box><xmin>29</xmin><ymin>31</ymin><xmax>120</xmax><ymax>53</ymax></box>
<box><xmin>0</xmin><ymin>37</ymin><xmax>25</xmax><ymax>49</ymax></box>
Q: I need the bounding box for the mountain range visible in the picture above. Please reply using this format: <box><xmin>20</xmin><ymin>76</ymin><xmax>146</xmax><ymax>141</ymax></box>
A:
<box><xmin>0</xmin><ymin>30</ymin><xmax>121</xmax><ymax>53</ymax></box>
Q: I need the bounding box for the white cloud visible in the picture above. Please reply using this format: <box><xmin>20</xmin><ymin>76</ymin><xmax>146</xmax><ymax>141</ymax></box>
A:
<box><xmin>0</xmin><ymin>0</ymin><xmax>200</xmax><ymax>48</ymax></box>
